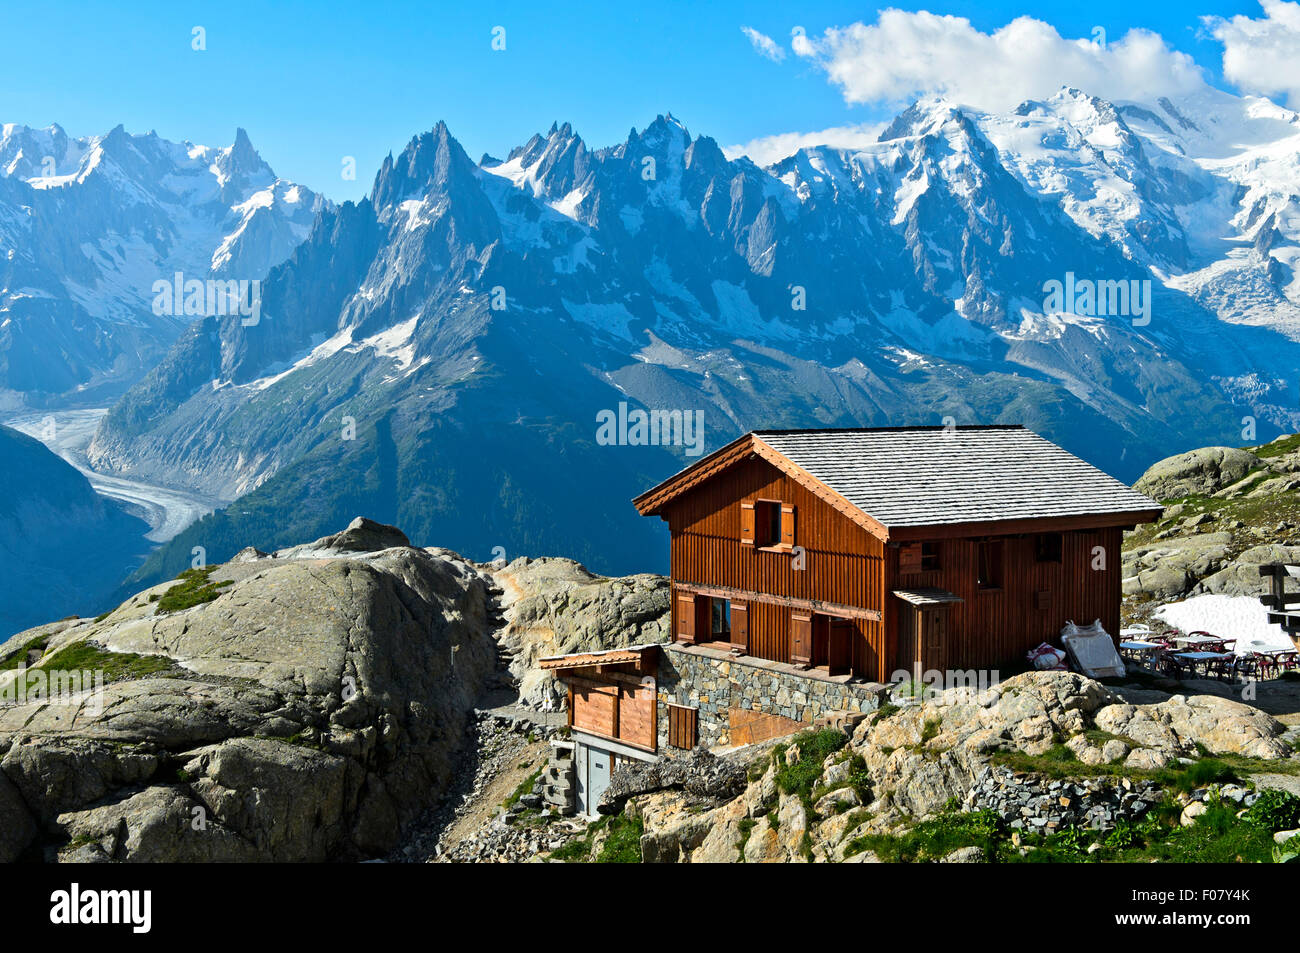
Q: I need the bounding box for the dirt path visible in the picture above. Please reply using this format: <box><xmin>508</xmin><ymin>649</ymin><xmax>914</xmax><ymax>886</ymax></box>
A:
<box><xmin>436</xmin><ymin>727</ymin><xmax>551</xmax><ymax>851</ymax></box>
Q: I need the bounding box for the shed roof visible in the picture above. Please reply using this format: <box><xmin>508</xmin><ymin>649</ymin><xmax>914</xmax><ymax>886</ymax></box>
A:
<box><xmin>537</xmin><ymin>645</ymin><xmax>657</xmax><ymax>671</ymax></box>
<box><xmin>892</xmin><ymin>588</ymin><xmax>965</xmax><ymax>607</ymax></box>
<box><xmin>634</xmin><ymin>426</ymin><xmax>1160</xmax><ymax>538</ymax></box>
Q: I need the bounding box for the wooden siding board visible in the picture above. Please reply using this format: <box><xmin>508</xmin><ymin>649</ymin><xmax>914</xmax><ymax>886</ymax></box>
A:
<box><xmin>885</xmin><ymin>527</ymin><xmax>1124</xmax><ymax>674</ymax></box>
<box><xmin>662</xmin><ymin>455</ymin><xmax>886</xmax><ymax>674</ymax></box>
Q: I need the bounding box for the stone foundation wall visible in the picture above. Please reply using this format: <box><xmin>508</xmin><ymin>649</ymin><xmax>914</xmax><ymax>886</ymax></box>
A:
<box><xmin>656</xmin><ymin>643</ymin><xmax>890</xmax><ymax>749</ymax></box>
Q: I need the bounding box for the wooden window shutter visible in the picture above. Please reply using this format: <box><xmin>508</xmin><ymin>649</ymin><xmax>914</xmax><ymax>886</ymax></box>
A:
<box><xmin>899</xmin><ymin>543</ymin><xmax>922</xmax><ymax>574</ymax></box>
<box><xmin>740</xmin><ymin>501</ymin><xmax>755</xmax><ymax>545</ymax></box>
<box><xmin>667</xmin><ymin>704</ymin><xmax>697</xmax><ymax>749</ymax></box>
<box><xmin>780</xmin><ymin>504</ymin><xmax>796</xmax><ymax>548</ymax></box>
<box><xmin>731</xmin><ymin>602</ymin><xmax>749</xmax><ymax>653</ymax></box>
<box><xmin>790</xmin><ymin>611</ymin><xmax>812</xmax><ymax>666</ymax></box>
<box><xmin>675</xmin><ymin>592</ymin><xmax>696</xmax><ymax>643</ymax></box>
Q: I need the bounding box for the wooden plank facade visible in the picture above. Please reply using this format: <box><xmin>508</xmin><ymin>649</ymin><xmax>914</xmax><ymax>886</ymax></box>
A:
<box><xmin>659</xmin><ymin>454</ymin><xmax>889</xmax><ymax>679</ymax></box>
<box><xmin>637</xmin><ymin>430</ymin><xmax>1160</xmax><ymax>682</ymax></box>
<box><xmin>888</xmin><ymin>528</ymin><xmax>1124</xmax><ymax>674</ymax></box>
<box><xmin>548</xmin><ymin>648</ymin><xmax>659</xmax><ymax>753</ymax></box>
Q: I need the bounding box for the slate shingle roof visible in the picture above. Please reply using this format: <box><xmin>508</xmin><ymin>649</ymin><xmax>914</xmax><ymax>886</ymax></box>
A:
<box><xmin>755</xmin><ymin>426</ymin><xmax>1159</xmax><ymax>529</ymax></box>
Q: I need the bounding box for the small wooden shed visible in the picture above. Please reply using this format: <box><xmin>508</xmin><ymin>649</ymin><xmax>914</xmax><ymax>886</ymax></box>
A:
<box><xmin>539</xmin><ymin>645</ymin><xmax>660</xmax><ymax>816</ymax></box>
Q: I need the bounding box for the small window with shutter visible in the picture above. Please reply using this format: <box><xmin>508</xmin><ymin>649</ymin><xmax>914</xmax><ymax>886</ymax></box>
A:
<box><xmin>751</xmin><ymin>499</ymin><xmax>795</xmax><ymax>549</ymax></box>
<box><xmin>921</xmin><ymin>541</ymin><xmax>940</xmax><ymax>571</ymax></box>
<box><xmin>1035</xmin><ymin>533</ymin><xmax>1063</xmax><ymax>564</ymax></box>
<box><xmin>731</xmin><ymin>602</ymin><xmax>748</xmax><ymax>653</ymax></box>
<box><xmin>675</xmin><ymin>592</ymin><xmax>697</xmax><ymax>643</ymax></box>
<box><xmin>977</xmin><ymin>540</ymin><xmax>1003</xmax><ymax>590</ymax></box>
<box><xmin>790</xmin><ymin>611</ymin><xmax>812</xmax><ymax>666</ymax></box>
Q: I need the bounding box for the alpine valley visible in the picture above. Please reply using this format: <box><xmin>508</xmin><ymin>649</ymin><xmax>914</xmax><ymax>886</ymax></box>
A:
<box><xmin>10</xmin><ymin>83</ymin><xmax>1300</xmax><ymax>623</ymax></box>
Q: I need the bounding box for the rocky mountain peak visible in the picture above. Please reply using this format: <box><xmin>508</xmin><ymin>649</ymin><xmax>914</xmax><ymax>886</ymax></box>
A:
<box><xmin>372</xmin><ymin>121</ymin><xmax>479</xmax><ymax>211</ymax></box>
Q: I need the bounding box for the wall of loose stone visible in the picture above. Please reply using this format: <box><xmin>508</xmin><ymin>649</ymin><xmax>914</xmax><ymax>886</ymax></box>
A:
<box><xmin>656</xmin><ymin>643</ymin><xmax>889</xmax><ymax>749</ymax></box>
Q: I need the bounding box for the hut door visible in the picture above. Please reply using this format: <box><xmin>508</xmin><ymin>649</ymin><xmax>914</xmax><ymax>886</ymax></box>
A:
<box><xmin>578</xmin><ymin>745</ymin><xmax>612</xmax><ymax>819</ymax></box>
<box><xmin>920</xmin><ymin>608</ymin><xmax>947</xmax><ymax>673</ymax></box>
<box><xmin>828</xmin><ymin>618</ymin><xmax>853</xmax><ymax>676</ymax></box>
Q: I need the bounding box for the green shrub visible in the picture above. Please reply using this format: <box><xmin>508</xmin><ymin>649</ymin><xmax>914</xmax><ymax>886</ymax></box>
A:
<box><xmin>773</xmin><ymin>729</ymin><xmax>849</xmax><ymax>807</ymax></box>
<box><xmin>919</xmin><ymin>718</ymin><xmax>942</xmax><ymax>744</ymax></box>
<box><xmin>1245</xmin><ymin>789</ymin><xmax>1300</xmax><ymax>832</ymax></box>
<box><xmin>0</xmin><ymin>633</ymin><xmax>52</xmax><ymax>671</ymax></box>
<box><xmin>870</xmin><ymin>704</ymin><xmax>900</xmax><ymax>726</ymax></box>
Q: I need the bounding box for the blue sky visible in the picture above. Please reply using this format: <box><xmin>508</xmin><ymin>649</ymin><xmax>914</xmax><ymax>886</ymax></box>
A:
<box><xmin>0</xmin><ymin>1</ymin><xmax>1278</xmax><ymax>199</ymax></box>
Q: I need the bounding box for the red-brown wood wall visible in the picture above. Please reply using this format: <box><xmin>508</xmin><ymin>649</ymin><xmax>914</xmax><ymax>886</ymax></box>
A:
<box><xmin>885</xmin><ymin>528</ymin><xmax>1124</xmax><ymax>675</ymax></box>
<box><xmin>656</xmin><ymin>451</ymin><xmax>1131</xmax><ymax>681</ymax></box>
<box><xmin>661</xmin><ymin>455</ymin><xmax>887</xmax><ymax>678</ymax></box>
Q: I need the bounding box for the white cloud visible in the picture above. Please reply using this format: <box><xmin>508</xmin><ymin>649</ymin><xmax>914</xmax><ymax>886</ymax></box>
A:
<box><xmin>724</xmin><ymin>123</ymin><xmax>886</xmax><ymax>166</ymax></box>
<box><xmin>1207</xmin><ymin>0</ymin><xmax>1300</xmax><ymax>107</ymax></box>
<box><xmin>741</xmin><ymin>26</ymin><xmax>786</xmax><ymax>62</ymax></box>
<box><xmin>792</xmin><ymin>9</ymin><xmax>1206</xmax><ymax>113</ymax></box>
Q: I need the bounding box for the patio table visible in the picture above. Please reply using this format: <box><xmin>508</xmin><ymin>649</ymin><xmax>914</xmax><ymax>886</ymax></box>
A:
<box><xmin>1172</xmin><ymin>650</ymin><xmax>1234</xmax><ymax>679</ymax></box>
<box><xmin>1172</xmin><ymin>634</ymin><xmax>1223</xmax><ymax>647</ymax></box>
<box><xmin>1119</xmin><ymin>640</ymin><xmax>1162</xmax><ymax>661</ymax></box>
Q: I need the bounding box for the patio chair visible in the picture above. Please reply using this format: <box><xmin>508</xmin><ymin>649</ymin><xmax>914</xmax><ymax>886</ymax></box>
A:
<box><xmin>1207</xmin><ymin>652</ymin><xmax>1237</xmax><ymax>682</ymax></box>
<box><xmin>1162</xmin><ymin>653</ymin><xmax>1191</xmax><ymax>680</ymax></box>
<box><xmin>1254</xmin><ymin>652</ymin><xmax>1280</xmax><ymax>680</ymax></box>
<box><xmin>1235</xmin><ymin>654</ymin><xmax>1262</xmax><ymax>681</ymax></box>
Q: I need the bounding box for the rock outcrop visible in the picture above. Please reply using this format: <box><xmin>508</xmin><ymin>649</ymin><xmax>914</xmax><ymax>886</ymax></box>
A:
<box><xmin>614</xmin><ymin>671</ymin><xmax>1298</xmax><ymax>863</ymax></box>
<box><xmin>1122</xmin><ymin>434</ymin><xmax>1300</xmax><ymax>601</ymax></box>
<box><xmin>0</xmin><ymin>518</ymin><xmax>500</xmax><ymax>862</ymax></box>
<box><xmin>1134</xmin><ymin>447</ymin><xmax>1263</xmax><ymax>501</ymax></box>
<box><xmin>489</xmin><ymin>557</ymin><xmax>670</xmax><ymax>708</ymax></box>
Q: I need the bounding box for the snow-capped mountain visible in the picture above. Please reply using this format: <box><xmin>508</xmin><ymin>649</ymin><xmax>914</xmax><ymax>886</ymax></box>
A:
<box><xmin>89</xmin><ymin>91</ymin><xmax>1300</xmax><ymax>579</ymax></box>
<box><xmin>0</xmin><ymin>123</ymin><xmax>329</xmax><ymax>405</ymax></box>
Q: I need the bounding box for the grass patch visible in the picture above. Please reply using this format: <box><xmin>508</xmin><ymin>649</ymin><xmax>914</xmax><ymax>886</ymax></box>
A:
<box><xmin>1083</xmin><ymin>729</ymin><xmax>1138</xmax><ymax>748</ymax></box>
<box><xmin>276</xmin><ymin>731</ymin><xmax>325</xmax><ymax>750</ymax></box>
<box><xmin>0</xmin><ymin>633</ymin><xmax>53</xmax><ymax>671</ymax></box>
<box><xmin>504</xmin><ymin>768</ymin><xmax>543</xmax><ymax>810</ymax></box>
<box><xmin>550</xmin><ymin>813</ymin><xmax>644</xmax><ymax>863</ymax></box>
<box><xmin>773</xmin><ymin>729</ymin><xmax>849</xmax><ymax>810</ymax></box>
<box><xmin>854</xmin><ymin>795</ymin><xmax>1280</xmax><ymax>864</ymax></box>
<box><xmin>992</xmin><ymin>748</ymin><xmax>1241</xmax><ymax>792</ymax></box>
<box><xmin>870</xmin><ymin>703</ymin><xmax>900</xmax><ymax>726</ymax></box>
<box><xmin>595</xmin><ymin>811</ymin><xmax>644</xmax><ymax>863</ymax></box>
<box><xmin>847</xmin><ymin>809</ymin><xmax>1002</xmax><ymax>862</ymax></box>
<box><xmin>1100</xmin><ymin>802</ymin><xmax>1276</xmax><ymax>864</ymax></box>
<box><xmin>155</xmin><ymin>567</ymin><xmax>235</xmax><ymax>614</ymax></box>
<box><xmin>1251</xmin><ymin>433</ymin><xmax>1300</xmax><ymax>459</ymax></box>
<box><xmin>34</xmin><ymin>640</ymin><xmax>176</xmax><ymax>684</ymax></box>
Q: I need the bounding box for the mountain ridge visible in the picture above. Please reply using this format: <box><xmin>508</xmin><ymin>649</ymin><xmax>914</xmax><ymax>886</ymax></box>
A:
<box><xmin>86</xmin><ymin>88</ymin><xmax>1300</xmax><ymax>582</ymax></box>
<box><xmin>0</xmin><ymin>122</ymin><xmax>330</xmax><ymax>407</ymax></box>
